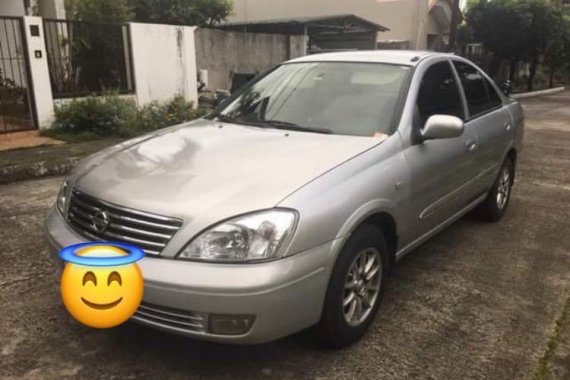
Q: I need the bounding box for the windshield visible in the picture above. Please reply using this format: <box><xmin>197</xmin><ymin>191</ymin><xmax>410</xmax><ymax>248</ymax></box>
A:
<box><xmin>216</xmin><ymin>62</ymin><xmax>411</xmax><ymax>137</ymax></box>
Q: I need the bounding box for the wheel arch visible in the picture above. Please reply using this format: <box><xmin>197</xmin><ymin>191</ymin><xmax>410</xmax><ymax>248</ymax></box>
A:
<box><xmin>335</xmin><ymin>202</ymin><xmax>399</xmax><ymax>267</ymax></box>
<box><xmin>505</xmin><ymin>147</ymin><xmax>518</xmax><ymax>183</ymax></box>
<box><xmin>359</xmin><ymin>212</ymin><xmax>398</xmax><ymax>267</ymax></box>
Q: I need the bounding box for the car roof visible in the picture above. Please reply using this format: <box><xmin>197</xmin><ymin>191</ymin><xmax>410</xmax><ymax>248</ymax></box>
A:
<box><xmin>286</xmin><ymin>50</ymin><xmax>452</xmax><ymax>66</ymax></box>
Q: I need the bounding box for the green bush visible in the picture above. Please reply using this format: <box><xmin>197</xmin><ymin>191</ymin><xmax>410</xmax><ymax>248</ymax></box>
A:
<box><xmin>52</xmin><ymin>95</ymin><xmax>137</xmax><ymax>136</ymax></box>
<box><xmin>131</xmin><ymin>96</ymin><xmax>206</xmax><ymax>135</ymax></box>
<box><xmin>50</xmin><ymin>95</ymin><xmax>205</xmax><ymax>139</ymax></box>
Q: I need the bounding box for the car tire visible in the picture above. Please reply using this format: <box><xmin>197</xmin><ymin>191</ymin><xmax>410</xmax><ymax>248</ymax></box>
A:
<box><xmin>474</xmin><ymin>157</ymin><xmax>515</xmax><ymax>222</ymax></box>
<box><xmin>319</xmin><ymin>224</ymin><xmax>390</xmax><ymax>348</ymax></box>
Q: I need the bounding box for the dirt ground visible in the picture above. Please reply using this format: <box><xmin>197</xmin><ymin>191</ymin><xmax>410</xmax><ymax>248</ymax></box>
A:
<box><xmin>0</xmin><ymin>131</ymin><xmax>63</xmax><ymax>152</ymax></box>
<box><xmin>0</xmin><ymin>92</ymin><xmax>569</xmax><ymax>380</ymax></box>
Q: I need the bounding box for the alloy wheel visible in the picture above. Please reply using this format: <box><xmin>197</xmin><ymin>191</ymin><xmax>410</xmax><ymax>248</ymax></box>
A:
<box><xmin>496</xmin><ymin>166</ymin><xmax>511</xmax><ymax>210</ymax></box>
<box><xmin>342</xmin><ymin>248</ymin><xmax>382</xmax><ymax>327</ymax></box>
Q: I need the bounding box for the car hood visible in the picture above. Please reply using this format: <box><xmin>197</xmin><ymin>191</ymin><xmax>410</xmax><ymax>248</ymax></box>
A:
<box><xmin>74</xmin><ymin>119</ymin><xmax>383</xmax><ymax>230</ymax></box>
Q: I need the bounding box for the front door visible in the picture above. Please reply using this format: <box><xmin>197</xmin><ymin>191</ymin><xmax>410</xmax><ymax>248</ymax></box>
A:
<box><xmin>402</xmin><ymin>60</ymin><xmax>479</xmax><ymax>242</ymax></box>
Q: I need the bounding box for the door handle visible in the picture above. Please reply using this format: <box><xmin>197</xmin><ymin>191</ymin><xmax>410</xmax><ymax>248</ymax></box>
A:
<box><xmin>466</xmin><ymin>139</ymin><xmax>477</xmax><ymax>152</ymax></box>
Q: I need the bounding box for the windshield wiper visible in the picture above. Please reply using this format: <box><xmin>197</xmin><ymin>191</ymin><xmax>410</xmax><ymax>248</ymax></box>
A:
<box><xmin>215</xmin><ymin>114</ymin><xmax>265</xmax><ymax>128</ymax></box>
<box><xmin>216</xmin><ymin>116</ymin><xmax>333</xmax><ymax>134</ymax></box>
<box><xmin>261</xmin><ymin>120</ymin><xmax>333</xmax><ymax>135</ymax></box>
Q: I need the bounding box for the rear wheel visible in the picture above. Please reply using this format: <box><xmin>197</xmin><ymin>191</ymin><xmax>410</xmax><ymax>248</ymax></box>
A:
<box><xmin>319</xmin><ymin>224</ymin><xmax>390</xmax><ymax>348</ymax></box>
<box><xmin>474</xmin><ymin>157</ymin><xmax>514</xmax><ymax>222</ymax></box>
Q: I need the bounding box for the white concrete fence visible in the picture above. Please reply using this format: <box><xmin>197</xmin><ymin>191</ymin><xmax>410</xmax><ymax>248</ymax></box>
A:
<box><xmin>19</xmin><ymin>17</ymin><xmax>199</xmax><ymax>130</ymax></box>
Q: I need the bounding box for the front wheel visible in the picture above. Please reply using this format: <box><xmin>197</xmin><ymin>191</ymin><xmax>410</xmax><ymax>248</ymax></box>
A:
<box><xmin>319</xmin><ymin>224</ymin><xmax>390</xmax><ymax>348</ymax></box>
<box><xmin>474</xmin><ymin>157</ymin><xmax>514</xmax><ymax>222</ymax></box>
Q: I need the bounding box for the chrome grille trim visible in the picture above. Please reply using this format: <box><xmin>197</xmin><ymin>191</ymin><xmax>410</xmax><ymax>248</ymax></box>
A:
<box><xmin>134</xmin><ymin>302</ymin><xmax>207</xmax><ymax>333</ymax></box>
<box><xmin>67</xmin><ymin>189</ymin><xmax>183</xmax><ymax>256</ymax></box>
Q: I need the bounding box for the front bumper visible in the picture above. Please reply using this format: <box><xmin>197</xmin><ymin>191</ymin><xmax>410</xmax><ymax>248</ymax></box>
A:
<box><xmin>45</xmin><ymin>207</ymin><xmax>335</xmax><ymax>344</ymax></box>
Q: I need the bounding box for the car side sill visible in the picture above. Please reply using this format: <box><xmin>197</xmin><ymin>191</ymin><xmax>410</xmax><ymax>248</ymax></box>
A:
<box><xmin>395</xmin><ymin>192</ymin><xmax>488</xmax><ymax>261</ymax></box>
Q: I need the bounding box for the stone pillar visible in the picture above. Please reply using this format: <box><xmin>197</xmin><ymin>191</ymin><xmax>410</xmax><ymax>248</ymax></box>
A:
<box><xmin>22</xmin><ymin>16</ymin><xmax>54</xmax><ymax>129</ymax></box>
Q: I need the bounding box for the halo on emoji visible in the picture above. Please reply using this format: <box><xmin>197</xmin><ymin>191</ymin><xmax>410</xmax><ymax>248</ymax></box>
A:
<box><xmin>59</xmin><ymin>242</ymin><xmax>145</xmax><ymax>329</ymax></box>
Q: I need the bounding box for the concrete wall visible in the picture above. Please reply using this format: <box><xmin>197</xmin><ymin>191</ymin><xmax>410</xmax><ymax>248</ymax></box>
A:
<box><xmin>38</xmin><ymin>0</ymin><xmax>65</xmax><ymax>18</ymax></box>
<box><xmin>0</xmin><ymin>0</ymin><xmax>66</xmax><ymax>18</ymax></box>
<box><xmin>129</xmin><ymin>22</ymin><xmax>199</xmax><ymax>107</ymax></box>
<box><xmin>231</xmin><ymin>0</ymin><xmax>423</xmax><ymax>48</ymax></box>
<box><xmin>0</xmin><ymin>0</ymin><xmax>26</xmax><ymax>16</ymax></box>
<box><xmin>195</xmin><ymin>28</ymin><xmax>305</xmax><ymax>91</ymax></box>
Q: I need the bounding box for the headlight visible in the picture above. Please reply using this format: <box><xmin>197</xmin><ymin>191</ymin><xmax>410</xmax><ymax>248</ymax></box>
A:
<box><xmin>56</xmin><ymin>178</ymin><xmax>70</xmax><ymax>215</ymax></box>
<box><xmin>178</xmin><ymin>209</ymin><xmax>298</xmax><ymax>262</ymax></box>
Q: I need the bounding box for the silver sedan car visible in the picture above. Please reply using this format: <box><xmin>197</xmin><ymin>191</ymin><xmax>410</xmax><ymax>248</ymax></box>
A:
<box><xmin>45</xmin><ymin>51</ymin><xmax>524</xmax><ymax>347</ymax></box>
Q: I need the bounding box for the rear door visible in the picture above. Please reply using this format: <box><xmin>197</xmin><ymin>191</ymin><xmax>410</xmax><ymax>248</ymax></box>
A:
<box><xmin>452</xmin><ymin>61</ymin><xmax>512</xmax><ymax>192</ymax></box>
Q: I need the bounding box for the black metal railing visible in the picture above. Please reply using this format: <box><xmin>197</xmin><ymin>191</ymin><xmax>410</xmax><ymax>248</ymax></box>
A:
<box><xmin>43</xmin><ymin>19</ymin><xmax>135</xmax><ymax>99</ymax></box>
<box><xmin>0</xmin><ymin>16</ymin><xmax>36</xmax><ymax>133</ymax></box>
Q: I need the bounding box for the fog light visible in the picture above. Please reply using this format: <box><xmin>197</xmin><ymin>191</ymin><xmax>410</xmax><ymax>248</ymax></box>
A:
<box><xmin>208</xmin><ymin>314</ymin><xmax>255</xmax><ymax>335</ymax></box>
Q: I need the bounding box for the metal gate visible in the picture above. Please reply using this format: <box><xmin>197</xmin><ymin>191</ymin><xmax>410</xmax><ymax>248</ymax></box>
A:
<box><xmin>0</xmin><ymin>17</ymin><xmax>36</xmax><ymax>133</ymax></box>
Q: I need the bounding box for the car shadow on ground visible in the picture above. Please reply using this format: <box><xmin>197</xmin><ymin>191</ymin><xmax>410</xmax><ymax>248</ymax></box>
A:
<box><xmin>80</xmin><ymin>215</ymin><xmax>480</xmax><ymax>376</ymax></box>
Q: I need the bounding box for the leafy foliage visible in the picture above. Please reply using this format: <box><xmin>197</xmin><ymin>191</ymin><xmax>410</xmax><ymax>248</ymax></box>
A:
<box><xmin>466</xmin><ymin>0</ymin><xmax>532</xmax><ymax>64</ymax></box>
<box><xmin>134</xmin><ymin>96</ymin><xmax>206</xmax><ymax>135</ymax></box>
<box><xmin>52</xmin><ymin>95</ymin><xmax>138</xmax><ymax>136</ymax></box>
<box><xmin>465</xmin><ymin>0</ymin><xmax>568</xmax><ymax>90</ymax></box>
<box><xmin>543</xmin><ymin>16</ymin><xmax>570</xmax><ymax>87</ymax></box>
<box><xmin>65</xmin><ymin>0</ymin><xmax>233</xmax><ymax>26</ymax></box>
<box><xmin>130</xmin><ymin>0</ymin><xmax>233</xmax><ymax>27</ymax></box>
<box><xmin>64</xmin><ymin>0</ymin><xmax>133</xmax><ymax>22</ymax></box>
<box><xmin>51</xmin><ymin>95</ymin><xmax>204</xmax><ymax>138</ymax></box>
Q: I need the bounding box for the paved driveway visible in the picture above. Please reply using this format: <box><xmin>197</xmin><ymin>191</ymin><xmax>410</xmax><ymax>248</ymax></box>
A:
<box><xmin>1</xmin><ymin>92</ymin><xmax>569</xmax><ymax>380</ymax></box>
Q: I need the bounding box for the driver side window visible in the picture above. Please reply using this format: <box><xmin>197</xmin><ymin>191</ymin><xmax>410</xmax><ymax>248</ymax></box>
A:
<box><xmin>416</xmin><ymin>61</ymin><xmax>464</xmax><ymax>126</ymax></box>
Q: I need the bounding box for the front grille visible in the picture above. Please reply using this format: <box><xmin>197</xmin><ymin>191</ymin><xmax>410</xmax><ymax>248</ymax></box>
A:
<box><xmin>67</xmin><ymin>189</ymin><xmax>183</xmax><ymax>256</ymax></box>
<box><xmin>134</xmin><ymin>302</ymin><xmax>207</xmax><ymax>333</ymax></box>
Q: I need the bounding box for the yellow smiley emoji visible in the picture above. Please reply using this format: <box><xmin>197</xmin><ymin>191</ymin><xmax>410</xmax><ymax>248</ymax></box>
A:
<box><xmin>60</xmin><ymin>245</ymin><xmax>144</xmax><ymax>329</ymax></box>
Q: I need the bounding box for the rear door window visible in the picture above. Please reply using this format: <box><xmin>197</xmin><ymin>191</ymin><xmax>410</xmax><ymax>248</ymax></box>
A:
<box><xmin>453</xmin><ymin>61</ymin><xmax>494</xmax><ymax>118</ymax></box>
<box><xmin>484</xmin><ymin>77</ymin><xmax>503</xmax><ymax>109</ymax></box>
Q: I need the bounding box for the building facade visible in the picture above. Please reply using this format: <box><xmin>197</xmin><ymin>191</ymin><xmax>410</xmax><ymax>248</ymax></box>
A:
<box><xmin>0</xmin><ymin>0</ymin><xmax>65</xmax><ymax>18</ymax></box>
<box><xmin>230</xmin><ymin>0</ymin><xmax>457</xmax><ymax>50</ymax></box>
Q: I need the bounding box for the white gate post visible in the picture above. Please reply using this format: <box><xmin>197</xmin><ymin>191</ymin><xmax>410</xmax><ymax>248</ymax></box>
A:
<box><xmin>129</xmin><ymin>22</ymin><xmax>199</xmax><ymax>107</ymax></box>
<box><xmin>22</xmin><ymin>16</ymin><xmax>54</xmax><ymax>129</ymax></box>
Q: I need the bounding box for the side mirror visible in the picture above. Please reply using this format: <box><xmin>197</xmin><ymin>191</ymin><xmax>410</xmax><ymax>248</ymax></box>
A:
<box><xmin>421</xmin><ymin>115</ymin><xmax>464</xmax><ymax>141</ymax></box>
<box><xmin>214</xmin><ymin>90</ymin><xmax>231</xmax><ymax>107</ymax></box>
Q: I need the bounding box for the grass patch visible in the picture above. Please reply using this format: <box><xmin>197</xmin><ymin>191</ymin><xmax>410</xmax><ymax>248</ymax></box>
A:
<box><xmin>40</xmin><ymin>129</ymin><xmax>108</xmax><ymax>143</ymax></box>
<box><xmin>531</xmin><ymin>296</ymin><xmax>570</xmax><ymax>380</ymax></box>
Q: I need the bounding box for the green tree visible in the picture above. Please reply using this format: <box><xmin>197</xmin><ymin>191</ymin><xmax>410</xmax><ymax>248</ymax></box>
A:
<box><xmin>65</xmin><ymin>0</ymin><xmax>133</xmax><ymax>22</ymax></box>
<box><xmin>543</xmin><ymin>16</ymin><xmax>570</xmax><ymax>88</ymax></box>
<box><xmin>466</xmin><ymin>0</ymin><xmax>564</xmax><ymax>91</ymax></box>
<box><xmin>65</xmin><ymin>0</ymin><xmax>233</xmax><ymax>26</ymax></box>
<box><xmin>523</xmin><ymin>0</ymin><xmax>561</xmax><ymax>91</ymax></box>
<box><xmin>466</xmin><ymin>0</ymin><xmax>531</xmax><ymax>81</ymax></box>
<box><xmin>129</xmin><ymin>0</ymin><xmax>233</xmax><ymax>27</ymax></box>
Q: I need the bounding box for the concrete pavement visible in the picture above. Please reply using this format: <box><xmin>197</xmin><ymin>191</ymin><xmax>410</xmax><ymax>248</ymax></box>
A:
<box><xmin>0</xmin><ymin>92</ymin><xmax>569</xmax><ymax>380</ymax></box>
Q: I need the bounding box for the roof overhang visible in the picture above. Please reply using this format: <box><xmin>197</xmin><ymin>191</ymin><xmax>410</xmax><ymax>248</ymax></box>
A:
<box><xmin>216</xmin><ymin>14</ymin><xmax>389</xmax><ymax>35</ymax></box>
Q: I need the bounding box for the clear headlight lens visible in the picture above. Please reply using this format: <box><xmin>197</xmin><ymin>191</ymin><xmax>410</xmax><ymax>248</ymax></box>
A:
<box><xmin>56</xmin><ymin>178</ymin><xmax>70</xmax><ymax>215</ymax></box>
<box><xmin>178</xmin><ymin>209</ymin><xmax>298</xmax><ymax>262</ymax></box>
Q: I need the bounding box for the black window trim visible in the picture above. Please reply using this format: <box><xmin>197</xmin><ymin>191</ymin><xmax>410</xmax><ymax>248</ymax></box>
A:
<box><xmin>450</xmin><ymin>59</ymin><xmax>504</xmax><ymax>122</ymax></box>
